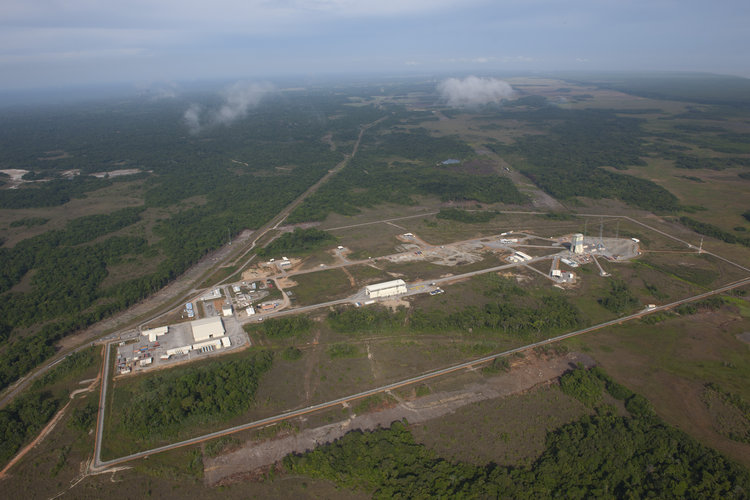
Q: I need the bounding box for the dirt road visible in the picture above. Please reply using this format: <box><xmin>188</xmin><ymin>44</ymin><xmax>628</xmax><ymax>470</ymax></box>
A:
<box><xmin>204</xmin><ymin>351</ymin><xmax>593</xmax><ymax>486</ymax></box>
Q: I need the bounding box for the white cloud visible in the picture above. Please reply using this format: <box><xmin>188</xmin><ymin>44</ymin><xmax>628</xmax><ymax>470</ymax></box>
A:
<box><xmin>183</xmin><ymin>81</ymin><xmax>274</xmax><ymax>134</ymax></box>
<box><xmin>437</xmin><ymin>76</ymin><xmax>514</xmax><ymax>108</ymax></box>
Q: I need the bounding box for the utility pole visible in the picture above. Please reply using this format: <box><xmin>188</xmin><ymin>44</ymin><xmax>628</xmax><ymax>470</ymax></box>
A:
<box><xmin>699</xmin><ymin>236</ymin><xmax>703</xmax><ymax>254</ymax></box>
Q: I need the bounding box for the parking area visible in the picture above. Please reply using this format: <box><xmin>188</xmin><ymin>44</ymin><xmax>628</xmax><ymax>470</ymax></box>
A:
<box><xmin>114</xmin><ymin>316</ymin><xmax>249</xmax><ymax>376</ymax></box>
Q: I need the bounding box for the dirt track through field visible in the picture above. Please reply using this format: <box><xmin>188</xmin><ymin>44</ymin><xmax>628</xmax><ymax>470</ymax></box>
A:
<box><xmin>0</xmin><ymin>375</ymin><xmax>100</xmax><ymax>480</ymax></box>
<box><xmin>204</xmin><ymin>351</ymin><xmax>593</xmax><ymax>486</ymax></box>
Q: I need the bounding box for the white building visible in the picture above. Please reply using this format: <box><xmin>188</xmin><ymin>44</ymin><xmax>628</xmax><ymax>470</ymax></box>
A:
<box><xmin>191</xmin><ymin>316</ymin><xmax>225</xmax><ymax>342</ymax></box>
<box><xmin>141</xmin><ymin>326</ymin><xmax>168</xmax><ymax>343</ymax></box>
<box><xmin>166</xmin><ymin>346</ymin><xmax>191</xmax><ymax>356</ymax></box>
<box><xmin>573</xmin><ymin>233</ymin><xmax>584</xmax><ymax>254</ymax></box>
<box><xmin>514</xmin><ymin>251</ymin><xmax>533</xmax><ymax>261</ymax></box>
<box><xmin>222</xmin><ymin>304</ymin><xmax>233</xmax><ymax>317</ymax></box>
<box><xmin>365</xmin><ymin>279</ymin><xmax>407</xmax><ymax>299</ymax></box>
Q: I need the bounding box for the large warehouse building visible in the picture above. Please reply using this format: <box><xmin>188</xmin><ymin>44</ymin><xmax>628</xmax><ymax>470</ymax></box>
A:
<box><xmin>365</xmin><ymin>279</ymin><xmax>408</xmax><ymax>299</ymax></box>
<box><xmin>191</xmin><ymin>316</ymin><xmax>225</xmax><ymax>342</ymax></box>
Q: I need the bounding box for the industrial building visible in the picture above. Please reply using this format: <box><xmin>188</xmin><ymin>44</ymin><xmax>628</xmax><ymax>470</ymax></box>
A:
<box><xmin>514</xmin><ymin>251</ymin><xmax>533</xmax><ymax>261</ymax></box>
<box><xmin>222</xmin><ymin>304</ymin><xmax>233</xmax><ymax>317</ymax></box>
<box><xmin>573</xmin><ymin>233</ymin><xmax>584</xmax><ymax>254</ymax></box>
<box><xmin>191</xmin><ymin>316</ymin><xmax>225</xmax><ymax>342</ymax></box>
<box><xmin>141</xmin><ymin>326</ymin><xmax>168</xmax><ymax>342</ymax></box>
<box><xmin>365</xmin><ymin>279</ymin><xmax>408</xmax><ymax>299</ymax></box>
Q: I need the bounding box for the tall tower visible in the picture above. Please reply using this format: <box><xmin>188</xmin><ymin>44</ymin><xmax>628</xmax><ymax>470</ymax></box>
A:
<box><xmin>573</xmin><ymin>233</ymin><xmax>584</xmax><ymax>254</ymax></box>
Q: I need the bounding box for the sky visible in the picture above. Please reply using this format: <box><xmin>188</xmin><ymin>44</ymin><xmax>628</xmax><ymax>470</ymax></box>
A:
<box><xmin>1</xmin><ymin>0</ymin><xmax>749</xmax><ymax>91</ymax></box>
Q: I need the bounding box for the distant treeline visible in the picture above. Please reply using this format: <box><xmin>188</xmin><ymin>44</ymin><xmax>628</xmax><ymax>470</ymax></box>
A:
<box><xmin>258</xmin><ymin>228</ymin><xmax>336</xmax><ymax>258</ymax></box>
<box><xmin>680</xmin><ymin>216</ymin><xmax>750</xmax><ymax>247</ymax></box>
<box><xmin>673</xmin><ymin>156</ymin><xmax>750</xmax><ymax>171</ymax></box>
<box><xmin>288</xmin><ymin>129</ymin><xmax>526</xmax><ymax>223</ymax></box>
<box><xmin>486</xmin><ymin>107</ymin><xmax>681</xmax><ymax>213</ymax></box>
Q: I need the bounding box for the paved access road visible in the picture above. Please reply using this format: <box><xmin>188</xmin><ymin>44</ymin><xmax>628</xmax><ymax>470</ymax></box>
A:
<box><xmin>91</xmin><ymin>275</ymin><xmax>750</xmax><ymax>470</ymax></box>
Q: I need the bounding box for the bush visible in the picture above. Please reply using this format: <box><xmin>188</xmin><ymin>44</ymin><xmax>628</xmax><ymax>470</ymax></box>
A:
<box><xmin>625</xmin><ymin>394</ymin><xmax>654</xmax><ymax>417</ymax></box>
<box><xmin>559</xmin><ymin>365</ymin><xmax>604</xmax><ymax>406</ymax></box>
<box><xmin>327</xmin><ymin>343</ymin><xmax>359</xmax><ymax>359</ymax></box>
<box><xmin>281</xmin><ymin>347</ymin><xmax>303</xmax><ymax>361</ymax></box>
<box><xmin>482</xmin><ymin>357</ymin><xmax>510</xmax><ymax>375</ymax></box>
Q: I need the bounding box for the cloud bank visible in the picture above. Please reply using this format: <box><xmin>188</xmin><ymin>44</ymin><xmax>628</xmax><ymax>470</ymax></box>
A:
<box><xmin>184</xmin><ymin>81</ymin><xmax>274</xmax><ymax>134</ymax></box>
<box><xmin>438</xmin><ymin>76</ymin><xmax>514</xmax><ymax>107</ymax></box>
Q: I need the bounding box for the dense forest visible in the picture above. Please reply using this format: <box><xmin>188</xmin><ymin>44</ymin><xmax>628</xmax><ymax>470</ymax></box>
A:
<box><xmin>285</xmin><ymin>367</ymin><xmax>750</xmax><ymax>498</ymax></box>
<box><xmin>118</xmin><ymin>349</ymin><xmax>273</xmax><ymax>439</ymax></box>
<box><xmin>288</xmin><ymin>129</ymin><xmax>526</xmax><ymax>223</ymax></box>
<box><xmin>258</xmin><ymin>228</ymin><xmax>337</xmax><ymax>258</ymax></box>
<box><xmin>0</xmin><ymin>347</ymin><xmax>96</xmax><ymax>465</ymax></box>
<box><xmin>484</xmin><ymin>107</ymin><xmax>682</xmax><ymax>213</ymax></box>
<box><xmin>0</xmin><ymin>90</ymin><xmax>386</xmax><ymax>393</ymax></box>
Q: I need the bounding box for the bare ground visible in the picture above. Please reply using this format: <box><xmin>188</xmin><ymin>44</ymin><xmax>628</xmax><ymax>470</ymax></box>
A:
<box><xmin>203</xmin><ymin>351</ymin><xmax>593</xmax><ymax>486</ymax></box>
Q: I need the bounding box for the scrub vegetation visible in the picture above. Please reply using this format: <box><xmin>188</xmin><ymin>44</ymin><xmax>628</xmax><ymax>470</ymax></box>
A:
<box><xmin>285</xmin><ymin>369</ymin><xmax>750</xmax><ymax>498</ymax></box>
<box><xmin>114</xmin><ymin>349</ymin><xmax>273</xmax><ymax>441</ymax></box>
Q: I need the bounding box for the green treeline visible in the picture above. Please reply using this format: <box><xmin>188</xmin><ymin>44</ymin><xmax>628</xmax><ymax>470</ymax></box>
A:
<box><xmin>9</xmin><ymin>217</ymin><xmax>49</xmax><ymax>228</ymax></box>
<box><xmin>0</xmin><ymin>391</ymin><xmax>61</xmax><ymax>464</ymax></box>
<box><xmin>560</xmin><ymin>365</ymin><xmax>652</xmax><ymax>415</ymax></box>
<box><xmin>436</xmin><ymin>208</ymin><xmax>496</xmax><ymax>223</ymax></box>
<box><xmin>0</xmin><ymin>206</ymin><xmax>145</xmax><ymax>293</ymax></box>
<box><xmin>250</xmin><ymin>316</ymin><xmax>313</xmax><ymax>338</ymax></box>
<box><xmin>285</xmin><ymin>369</ymin><xmax>750</xmax><ymax>498</ymax></box>
<box><xmin>598</xmin><ymin>279</ymin><xmax>641</xmax><ymax>314</ymax></box>
<box><xmin>490</xmin><ymin>107</ymin><xmax>680</xmax><ymax>212</ymax></box>
<box><xmin>680</xmin><ymin>216</ymin><xmax>750</xmax><ymax>247</ymax></box>
<box><xmin>0</xmin><ymin>346</ymin><xmax>97</xmax><ymax>465</ymax></box>
<box><xmin>288</xmin><ymin>129</ymin><xmax>526</xmax><ymax>223</ymax></box>
<box><xmin>0</xmin><ymin>207</ymin><xmax>148</xmax><ymax>391</ymax></box>
<box><xmin>0</xmin><ymin>235</ymin><xmax>147</xmax><ymax>375</ymax></box>
<box><xmin>285</xmin><ymin>415</ymin><xmax>749</xmax><ymax>499</ymax></box>
<box><xmin>328</xmin><ymin>287</ymin><xmax>582</xmax><ymax>338</ymax></box>
<box><xmin>674</xmin><ymin>155</ymin><xmax>750</xmax><ymax>170</ymax></box>
<box><xmin>376</xmin><ymin>129</ymin><xmax>474</xmax><ymax>163</ymax></box>
<box><xmin>259</xmin><ymin>228</ymin><xmax>337</xmax><ymax>257</ymax></box>
<box><xmin>119</xmin><ymin>350</ymin><xmax>273</xmax><ymax>438</ymax></box>
<box><xmin>0</xmin><ymin>176</ymin><xmax>114</xmax><ymax>209</ymax></box>
<box><xmin>523</xmin><ymin>167</ymin><xmax>681</xmax><ymax>213</ymax></box>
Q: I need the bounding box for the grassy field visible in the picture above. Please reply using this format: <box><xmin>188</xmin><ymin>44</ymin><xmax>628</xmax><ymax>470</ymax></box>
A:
<box><xmin>288</xmin><ymin>268</ymin><xmax>353</xmax><ymax>305</ymax></box>
<box><xmin>411</xmin><ymin>384</ymin><xmax>591</xmax><ymax>467</ymax></box>
<box><xmin>565</xmin><ymin>289</ymin><xmax>750</xmax><ymax>468</ymax></box>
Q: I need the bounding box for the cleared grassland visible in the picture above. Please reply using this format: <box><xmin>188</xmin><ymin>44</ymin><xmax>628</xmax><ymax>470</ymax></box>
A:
<box><xmin>566</xmin><ymin>292</ymin><xmax>750</xmax><ymax>468</ymax></box>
